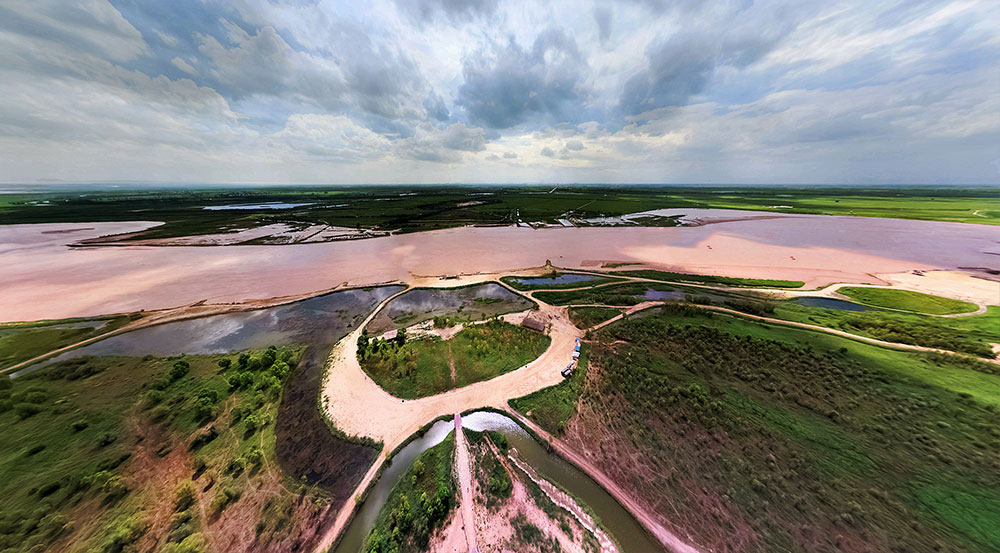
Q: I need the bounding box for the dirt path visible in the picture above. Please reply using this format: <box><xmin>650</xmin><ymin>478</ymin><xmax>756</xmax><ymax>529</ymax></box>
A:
<box><xmin>585</xmin><ymin>301</ymin><xmax>663</xmax><ymax>331</ymax></box>
<box><xmin>579</xmin><ymin>299</ymin><xmax>999</xmax><ymax>365</ymax></box>
<box><xmin>503</xmin><ymin>408</ymin><xmax>700</xmax><ymax>553</ymax></box>
<box><xmin>313</xmin><ymin>284</ymin><xmax>582</xmax><ymax>553</ymax></box>
<box><xmin>320</xmin><ymin>290</ymin><xmax>581</xmax><ymax>456</ymax></box>
<box><xmin>454</xmin><ymin>414</ymin><xmax>480</xmax><ymax>553</ymax></box>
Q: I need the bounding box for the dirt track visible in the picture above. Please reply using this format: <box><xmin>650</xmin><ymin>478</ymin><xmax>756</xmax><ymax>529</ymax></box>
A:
<box><xmin>453</xmin><ymin>414</ymin><xmax>480</xmax><ymax>553</ymax></box>
<box><xmin>312</xmin><ymin>280</ymin><xmax>583</xmax><ymax>553</ymax></box>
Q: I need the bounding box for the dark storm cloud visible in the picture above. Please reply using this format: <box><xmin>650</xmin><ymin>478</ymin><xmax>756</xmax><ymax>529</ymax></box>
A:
<box><xmin>457</xmin><ymin>28</ymin><xmax>589</xmax><ymax>129</ymax></box>
<box><xmin>423</xmin><ymin>92</ymin><xmax>451</xmax><ymax>121</ymax></box>
<box><xmin>593</xmin><ymin>6</ymin><xmax>612</xmax><ymax>44</ymax></box>
<box><xmin>394</xmin><ymin>0</ymin><xmax>498</xmax><ymax>24</ymax></box>
<box><xmin>620</xmin><ymin>29</ymin><xmax>784</xmax><ymax>116</ymax></box>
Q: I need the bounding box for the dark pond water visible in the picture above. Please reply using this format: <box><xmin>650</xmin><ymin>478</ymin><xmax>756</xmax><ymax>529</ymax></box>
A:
<box><xmin>642</xmin><ymin>289</ymin><xmax>686</xmax><ymax>301</ymax></box>
<box><xmin>334</xmin><ymin>411</ymin><xmax>663</xmax><ymax>553</ymax></box>
<box><xmin>332</xmin><ymin>420</ymin><xmax>456</xmax><ymax>553</ymax></box>
<box><xmin>371</xmin><ymin>283</ymin><xmax>533</xmax><ymax>332</ymax></box>
<box><xmin>792</xmin><ymin>297</ymin><xmax>873</xmax><ymax>311</ymax></box>
<box><xmin>509</xmin><ymin>273</ymin><xmax>601</xmax><ymax>287</ymax></box>
<box><xmin>14</xmin><ymin>286</ymin><xmax>404</xmax><ymax>377</ymax></box>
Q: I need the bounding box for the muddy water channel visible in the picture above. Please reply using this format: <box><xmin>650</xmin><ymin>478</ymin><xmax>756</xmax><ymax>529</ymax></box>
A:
<box><xmin>334</xmin><ymin>411</ymin><xmax>663</xmax><ymax>553</ymax></box>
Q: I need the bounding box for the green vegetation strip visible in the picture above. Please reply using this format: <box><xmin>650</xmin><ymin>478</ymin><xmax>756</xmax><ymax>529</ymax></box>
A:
<box><xmin>3</xmin><ymin>188</ymin><xmax>996</xmax><ymax>242</ymax></box>
<box><xmin>364</xmin><ymin>433</ymin><xmax>455</xmax><ymax>553</ymax></box>
<box><xmin>612</xmin><ymin>269</ymin><xmax>805</xmax><ymax>288</ymax></box>
<box><xmin>774</xmin><ymin>301</ymin><xmax>999</xmax><ymax>359</ymax></box>
<box><xmin>837</xmin><ymin>287</ymin><xmax>978</xmax><ymax>315</ymax></box>
<box><xmin>0</xmin><ymin>315</ymin><xmax>133</xmax><ymax>369</ymax></box>
<box><xmin>567</xmin><ymin>307</ymin><xmax>621</xmax><ymax>329</ymax></box>
<box><xmin>510</xmin><ymin>344</ymin><xmax>590</xmax><ymax>435</ymax></box>
<box><xmin>581</xmin><ymin>304</ymin><xmax>1000</xmax><ymax>551</ymax></box>
<box><xmin>359</xmin><ymin>319</ymin><xmax>550</xmax><ymax>399</ymax></box>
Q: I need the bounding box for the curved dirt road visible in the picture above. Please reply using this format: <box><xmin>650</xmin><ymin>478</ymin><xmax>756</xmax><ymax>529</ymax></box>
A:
<box><xmin>313</xmin><ymin>284</ymin><xmax>583</xmax><ymax>553</ymax></box>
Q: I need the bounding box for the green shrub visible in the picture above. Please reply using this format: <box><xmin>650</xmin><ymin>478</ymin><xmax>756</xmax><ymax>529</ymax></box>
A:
<box><xmin>174</xmin><ymin>480</ymin><xmax>196</xmax><ymax>511</ymax></box>
<box><xmin>92</xmin><ymin>514</ymin><xmax>146</xmax><ymax>553</ymax></box>
<box><xmin>14</xmin><ymin>403</ymin><xmax>43</xmax><ymax>419</ymax></box>
<box><xmin>210</xmin><ymin>485</ymin><xmax>241</xmax><ymax>513</ymax></box>
<box><xmin>243</xmin><ymin>413</ymin><xmax>260</xmax><ymax>434</ymax></box>
<box><xmin>100</xmin><ymin>475</ymin><xmax>128</xmax><ymax>501</ymax></box>
<box><xmin>246</xmin><ymin>446</ymin><xmax>264</xmax><ymax>466</ymax></box>
<box><xmin>169</xmin><ymin>360</ymin><xmax>190</xmax><ymax>381</ymax></box>
<box><xmin>23</xmin><ymin>390</ymin><xmax>47</xmax><ymax>404</ymax></box>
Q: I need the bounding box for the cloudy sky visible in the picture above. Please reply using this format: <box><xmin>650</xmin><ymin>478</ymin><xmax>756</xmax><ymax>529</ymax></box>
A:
<box><xmin>1</xmin><ymin>0</ymin><xmax>998</xmax><ymax>185</ymax></box>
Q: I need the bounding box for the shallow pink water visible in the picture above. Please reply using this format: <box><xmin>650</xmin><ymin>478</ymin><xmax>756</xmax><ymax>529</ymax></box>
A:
<box><xmin>1</xmin><ymin>213</ymin><xmax>997</xmax><ymax>322</ymax></box>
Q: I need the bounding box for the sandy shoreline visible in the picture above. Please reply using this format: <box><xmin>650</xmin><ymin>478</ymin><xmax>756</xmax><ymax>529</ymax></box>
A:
<box><xmin>1</xmin><ymin>214</ymin><xmax>997</xmax><ymax>322</ymax></box>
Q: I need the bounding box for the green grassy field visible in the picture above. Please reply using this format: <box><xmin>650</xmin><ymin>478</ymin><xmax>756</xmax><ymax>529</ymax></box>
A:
<box><xmin>509</xmin><ymin>344</ymin><xmax>590</xmax><ymax>435</ymax></box>
<box><xmin>2</xmin><ymin>187</ymin><xmax>995</xmax><ymax>243</ymax></box>
<box><xmin>0</xmin><ymin>345</ymin><xmax>325</xmax><ymax>553</ymax></box>
<box><xmin>533</xmin><ymin>282</ymin><xmax>680</xmax><ymax>306</ymax></box>
<box><xmin>567</xmin><ymin>307</ymin><xmax>621</xmax><ymax>329</ymax></box>
<box><xmin>359</xmin><ymin>319</ymin><xmax>550</xmax><ymax>399</ymax></box>
<box><xmin>500</xmin><ymin>272</ymin><xmax>623</xmax><ymax>291</ymax></box>
<box><xmin>838</xmin><ymin>287</ymin><xmax>979</xmax><ymax>314</ymax></box>
<box><xmin>364</xmin><ymin>433</ymin><xmax>455</xmax><ymax>553</ymax></box>
<box><xmin>610</xmin><ymin>269</ymin><xmax>805</xmax><ymax>288</ymax></box>
<box><xmin>567</xmin><ymin>305</ymin><xmax>1000</xmax><ymax>552</ymax></box>
<box><xmin>0</xmin><ymin>315</ymin><xmax>133</xmax><ymax>369</ymax></box>
<box><xmin>773</xmin><ymin>301</ymin><xmax>1000</xmax><ymax>359</ymax></box>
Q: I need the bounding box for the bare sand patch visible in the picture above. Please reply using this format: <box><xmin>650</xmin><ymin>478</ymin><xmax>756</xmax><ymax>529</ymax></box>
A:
<box><xmin>875</xmin><ymin>270</ymin><xmax>1000</xmax><ymax>306</ymax></box>
<box><xmin>320</xmin><ymin>297</ymin><xmax>579</xmax><ymax>454</ymax></box>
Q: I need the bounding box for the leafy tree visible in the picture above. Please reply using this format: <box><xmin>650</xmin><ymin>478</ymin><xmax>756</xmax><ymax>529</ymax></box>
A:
<box><xmin>217</xmin><ymin>358</ymin><xmax>232</xmax><ymax>370</ymax></box>
<box><xmin>193</xmin><ymin>397</ymin><xmax>214</xmax><ymax>422</ymax></box>
<box><xmin>244</xmin><ymin>413</ymin><xmax>260</xmax><ymax>433</ymax></box>
<box><xmin>169</xmin><ymin>360</ymin><xmax>190</xmax><ymax>381</ymax></box>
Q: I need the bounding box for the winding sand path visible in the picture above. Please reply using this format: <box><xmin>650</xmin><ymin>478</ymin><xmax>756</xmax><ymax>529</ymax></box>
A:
<box><xmin>312</xmin><ymin>284</ymin><xmax>584</xmax><ymax>553</ymax></box>
<box><xmin>453</xmin><ymin>414</ymin><xmax>480</xmax><ymax>553</ymax></box>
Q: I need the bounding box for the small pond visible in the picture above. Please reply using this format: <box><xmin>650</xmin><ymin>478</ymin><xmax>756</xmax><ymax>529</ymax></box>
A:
<box><xmin>641</xmin><ymin>289</ymin><xmax>686</xmax><ymax>301</ymax></box>
<box><xmin>792</xmin><ymin>297</ymin><xmax>873</xmax><ymax>311</ymax></box>
<box><xmin>509</xmin><ymin>273</ymin><xmax>601</xmax><ymax>287</ymax></box>
<box><xmin>14</xmin><ymin>286</ymin><xmax>403</xmax><ymax>377</ymax></box>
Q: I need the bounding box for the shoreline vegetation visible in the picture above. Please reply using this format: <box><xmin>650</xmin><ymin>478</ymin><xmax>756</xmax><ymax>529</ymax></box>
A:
<box><xmin>609</xmin><ymin>269</ymin><xmax>806</xmax><ymax>289</ymax></box>
<box><xmin>837</xmin><ymin>287</ymin><xmax>979</xmax><ymax>315</ymax></box>
<box><xmin>1</xmin><ymin>187</ymin><xmax>996</xmax><ymax>246</ymax></box>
